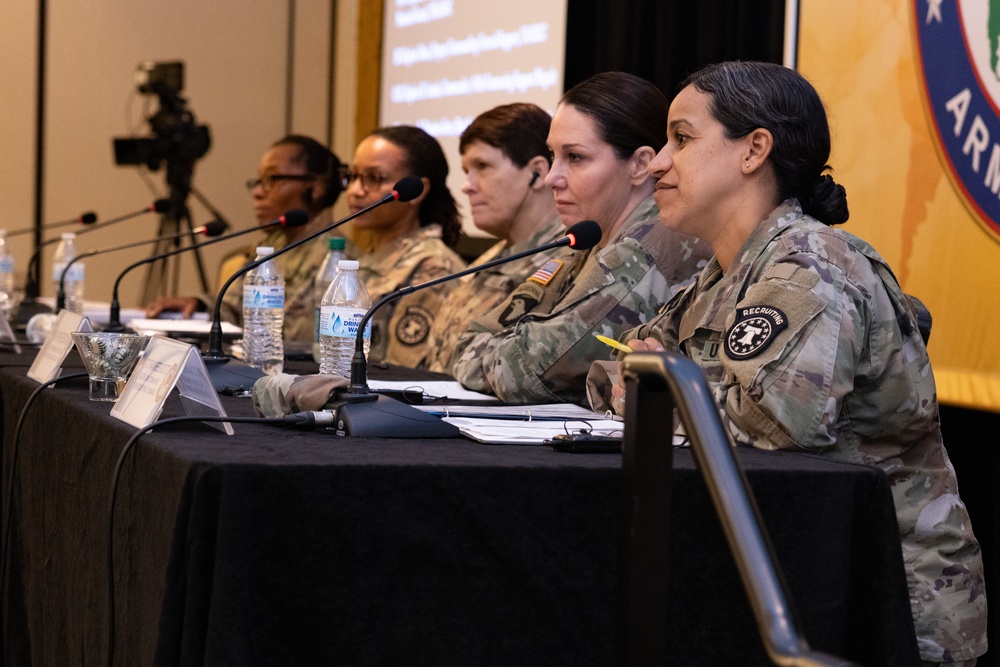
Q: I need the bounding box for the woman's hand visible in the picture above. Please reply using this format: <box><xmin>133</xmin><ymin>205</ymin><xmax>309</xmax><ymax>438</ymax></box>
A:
<box><xmin>610</xmin><ymin>337</ymin><xmax>666</xmax><ymax>403</ymax></box>
<box><xmin>145</xmin><ymin>296</ymin><xmax>201</xmax><ymax>319</ymax></box>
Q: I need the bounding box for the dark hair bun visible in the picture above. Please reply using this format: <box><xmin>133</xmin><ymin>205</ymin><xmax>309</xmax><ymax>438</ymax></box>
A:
<box><xmin>799</xmin><ymin>173</ymin><xmax>849</xmax><ymax>226</ymax></box>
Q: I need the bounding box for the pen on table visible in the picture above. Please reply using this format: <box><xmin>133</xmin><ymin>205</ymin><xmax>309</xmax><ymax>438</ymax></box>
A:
<box><xmin>595</xmin><ymin>334</ymin><xmax>633</xmax><ymax>354</ymax></box>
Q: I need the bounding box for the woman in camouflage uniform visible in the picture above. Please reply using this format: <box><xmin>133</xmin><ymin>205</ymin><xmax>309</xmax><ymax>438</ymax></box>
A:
<box><xmin>589</xmin><ymin>61</ymin><xmax>986</xmax><ymax>666</ymax></box>
<box><xmin>345</xmin><ymin>126</ymin><xmax>466</xmax><ymax>368</ymax></box>
<box><xmin>145</xmin><ymin>135</ymin><xmax>345</xmax><ymax>351</ymax></box>
<box><xmin>451</xmin><ymin>72</ymin><xmax>710</xmax><ymax>404</ymax></box>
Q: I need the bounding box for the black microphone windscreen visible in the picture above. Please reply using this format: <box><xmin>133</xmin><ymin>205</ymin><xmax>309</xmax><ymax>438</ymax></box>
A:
<box><xmin>202</xmin><ymin>220</ymin><xmax>229</xmax><ymax>236</ymax></box>
<box><xmin>80</xmin><ymin>212</ymin><xmax>98</xmax><ymax>224</ymax></box>
<box><xmin>393</xmin><ymin>176</ymin><xmax>424</xmax><ymax>202</ymax></box>
<box><xmin>565</xmin><ymin>220</ymin><xmax>602</xmax><ymax>250</ymax></box>
<box><xmin>152</xmin><ymin>198</ymin><xmax>171</xmax><ymax>213</ymax></box>
<box><xmin>280</xmin><ymin>209</ymin><xmax>309</xmax><ymax>228</ymax></box>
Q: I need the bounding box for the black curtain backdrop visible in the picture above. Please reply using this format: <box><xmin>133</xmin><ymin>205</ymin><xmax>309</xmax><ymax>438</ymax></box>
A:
<box><xmin>565</xmin><ymin>0</ymin><xmax>786</xmax><ymax>95</ymax></box>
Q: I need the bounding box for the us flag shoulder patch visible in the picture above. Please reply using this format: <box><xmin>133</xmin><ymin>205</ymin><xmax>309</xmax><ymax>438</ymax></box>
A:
<box><xmin>527</xmin><ymin>259</ymin><xmax>563</xmax><ymax>285</ymax></box>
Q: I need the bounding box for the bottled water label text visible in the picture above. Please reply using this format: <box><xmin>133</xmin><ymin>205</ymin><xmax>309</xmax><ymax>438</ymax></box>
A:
<box><xmin>243</xmin><ymin>285</ymin><xmax>285</xmax><ymax>309</ymax></box>
<box><xmin>319</xmin><ymin>305</ymin><xmax>372</xmax><ymax>339</ymax></box>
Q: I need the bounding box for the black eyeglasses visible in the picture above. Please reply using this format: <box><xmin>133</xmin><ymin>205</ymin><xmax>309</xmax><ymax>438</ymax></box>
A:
<box><xmin>245</xmin><ymin>174</ymin><xmax>315</xmax><ymax>192</ymax></box>
<box><xmin>344</xmin><ymin>170</ymin><xmax>390</xmax><ymax>191</ymax></box>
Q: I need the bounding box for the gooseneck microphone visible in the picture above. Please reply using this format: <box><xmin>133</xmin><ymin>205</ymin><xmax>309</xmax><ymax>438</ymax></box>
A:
<box><xmin>6</xmin><ymin>211</ymin><xmax>98</xmax><ymax>237</ymax></box>
<box><xmin>55</xmin><ymin>220</ymin><xmax>228</xmax><ymax>311</ymax></box>
<box><xmin>328</xmin><ymin>220</ymin><xmax>603</xmax><ymax>437</ymax></box>
<box><xmin>204</xmin><ymin>175</ymin><xmax>424</xmax><ymax>392</ymax></box>
<box><xmin>104</xmin><ymin>210</ymin><xmax>309</xmax><ymax>331</ymax></box>
<box><xmin>21</xmin><ymin>199</ymin><xmax>171</xmax><ymax>303</ymax></box>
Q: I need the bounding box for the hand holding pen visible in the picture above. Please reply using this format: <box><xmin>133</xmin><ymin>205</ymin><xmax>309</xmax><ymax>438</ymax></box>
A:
<box><xmin>596</xmin><ymin>335</ymin><xmax>666</xmax><ymax>405</ymax></box>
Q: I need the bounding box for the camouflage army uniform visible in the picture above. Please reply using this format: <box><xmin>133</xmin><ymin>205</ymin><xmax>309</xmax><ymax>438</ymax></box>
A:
<box><xmin>204</xmin><ymin>227</ymin><xmax>334</xmax><ymax>347</ymax></box>
<box><xmin>357</xmin><ymin>224</ymin><xmax>466</xmax><ymax>368</ymax></box>
<box><xmin>422</xmin><ymin>215</ymin><xmax>567</xmax><ymax>373</ymax></box>
<box><xmin>588</xmin><ymin>200</ymin><xmax>987</xmax><ymax>663</ymax></box>
<box><xmin>451</xmin><ymin>195</ymin><xmax>710</xmax><ymax>405</ymax></box>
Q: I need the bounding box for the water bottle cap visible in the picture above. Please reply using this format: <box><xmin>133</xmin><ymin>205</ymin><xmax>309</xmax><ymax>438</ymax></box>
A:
<box><xmin>328</xmin><ymin>237</ymin><xmax>346</xmax><ymax>251</ymax></box>
<box><xmin>255</xmin><ymin>246</ymin><xmax>275</xmax><ymax>256</ymax></box>
<box><xmin>337</xmin><ymin>260</ymin><xmax>359</xmax><ymax>270</ymax></box>
<box><xmin>62</xmin><ymin>232</ymin><xmax>76</xmax><ymax>239</ymax></box>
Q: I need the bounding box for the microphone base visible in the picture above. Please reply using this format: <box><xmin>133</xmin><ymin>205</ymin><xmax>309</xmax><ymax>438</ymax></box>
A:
<box><xmin>203</xmin><ymin>354</ymin><xmax>266</xmax><ymax>393</ymax></box>
<box><xmin>325</xmin><ymin>393</ymin><xmax>459</xmax><ymax>438</ymax></box>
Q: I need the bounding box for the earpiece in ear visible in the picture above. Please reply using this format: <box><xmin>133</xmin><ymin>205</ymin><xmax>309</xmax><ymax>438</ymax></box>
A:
<box><xmin>529</xmin><ymin>171</ymin><xmax>540</xmax><ymax>186</ymax></box>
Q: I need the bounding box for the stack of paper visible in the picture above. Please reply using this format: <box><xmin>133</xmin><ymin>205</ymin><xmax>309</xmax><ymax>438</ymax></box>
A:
<box><xmin>411</xmin><ymin>402</ymin><xmax>623</xmax><ymax>445</ymax></box>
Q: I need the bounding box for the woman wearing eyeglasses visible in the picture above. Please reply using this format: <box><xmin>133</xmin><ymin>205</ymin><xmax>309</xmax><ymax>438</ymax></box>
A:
<box><xmin>145</xmin><ymin>135</ymin><xmax>345</xmax><ymax>350</ymax></box>
<box><xmin>345</xmin><ymin>125</ymin><xmax>466</xmax><ymax>369</ymax></box>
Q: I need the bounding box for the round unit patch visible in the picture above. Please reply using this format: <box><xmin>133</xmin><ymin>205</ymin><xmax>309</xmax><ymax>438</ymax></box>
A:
<box><xmin>724</xmin><ymin>305</ymin><xmax>788</xmax><ymax>360</ymax></box>
<box><xmin>396</xmin><ymin>306</ymin><xmax>432</xmax><ymax>346</ymax></box>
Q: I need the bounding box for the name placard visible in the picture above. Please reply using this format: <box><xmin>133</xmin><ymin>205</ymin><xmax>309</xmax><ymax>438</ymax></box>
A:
<box><xmin>27</xmin><ymin>310</ymin><xmax>92</xmax><ymax>384</ymax></box>
<box><xmin>111</xmin><ymin>336</ymin><xmax>233</xmax><ymax>435</ymax></box>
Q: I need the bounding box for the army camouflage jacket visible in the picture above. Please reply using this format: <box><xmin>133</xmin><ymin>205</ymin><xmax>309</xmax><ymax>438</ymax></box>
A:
<box><xmin>451</xmin><ymin>195</ymin><xmax>710</xmax><ymax>405</ymax></box>
<box><xmin>588</xmin><ymin>200</ymin><xmax>987</xmax><ymax>662</ymax></box>
<box><xmin>422</xmin><ymin>215</ymin><xmax>568</xmax><ymax>374</ymax></box>
<box><xmin>357</xmin><ymin>224</ymin><xmax>466</xmax><ymax>369</ymax></box>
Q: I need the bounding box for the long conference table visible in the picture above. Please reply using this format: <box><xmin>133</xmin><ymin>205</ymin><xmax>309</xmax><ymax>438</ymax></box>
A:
<box><xmin>0</xmin><ymin>346</ymin><xmax>920</xmax><ymax>666</ymax></box>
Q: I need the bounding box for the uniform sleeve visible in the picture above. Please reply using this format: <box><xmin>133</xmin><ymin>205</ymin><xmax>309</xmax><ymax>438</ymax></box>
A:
<box><xmin>717</xmin><ymin>256</ymin><xmax>866</xmax><ymax>451</ymax></box>
<box><xmin>452</xmin><ymin>246</ymin><xmax>669</xmax><ymax>405</ymax></box>
<box><xmin>380</xmin><ymin>252</ymin><xmax>466</xmax><ymax>369</ymax></box>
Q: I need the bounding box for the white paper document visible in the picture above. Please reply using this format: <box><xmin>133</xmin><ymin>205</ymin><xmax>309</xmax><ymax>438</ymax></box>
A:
<box><xmin>439</xmin><ymin>416</ymin><xmax>624</xmax><ymax>445</ymax></box>
<box><xmin>368</xmin><ymin>380</ymin><xmax>494</xmax><ymax>402</ymax></box>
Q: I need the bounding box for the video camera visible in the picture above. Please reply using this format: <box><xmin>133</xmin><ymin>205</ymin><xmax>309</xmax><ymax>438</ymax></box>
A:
<box><xmin>113</xmin><ymin>61</ymin><xmax>211</xmax><ymax>170</ymax></box>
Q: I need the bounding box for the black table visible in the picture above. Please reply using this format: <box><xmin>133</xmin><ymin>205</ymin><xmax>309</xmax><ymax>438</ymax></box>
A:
<box><xmin>0</xmin><ymin>350</ymin><xmax>919</xmax><ymax>666</ymax></box>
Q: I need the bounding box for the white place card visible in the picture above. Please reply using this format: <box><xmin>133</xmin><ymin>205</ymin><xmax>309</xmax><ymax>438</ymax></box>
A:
<box><xmin>27</xmin><ymin>310</ymin><xmax>92</xmax><ymax>384</ymax></box>
<box><xmin>111</xmin><ymin>336</ymin><xmax>233</xmax><ymax>435</ymax></box>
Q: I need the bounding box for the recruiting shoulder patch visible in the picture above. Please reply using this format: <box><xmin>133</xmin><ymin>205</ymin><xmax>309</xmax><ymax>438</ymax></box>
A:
<box><xmin>396</xmin><ymin>306</ymin><xmax>432</xmax><ymax>346</ymax></box>
<box><xmin>724</xmin><ymin>305</ymin><xmax>788</xmax><ymax>360</ymax></box>
<box><xmin>527</xmin><ymin>259</ymin><xmax>563</xmax><ymax>285</ymax></box>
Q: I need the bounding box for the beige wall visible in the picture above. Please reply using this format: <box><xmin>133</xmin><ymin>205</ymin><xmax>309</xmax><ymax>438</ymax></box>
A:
<box><xmin>0</xmin><ymin>0</ymin><xmax>359</xmax><ymax>309</ymax></box>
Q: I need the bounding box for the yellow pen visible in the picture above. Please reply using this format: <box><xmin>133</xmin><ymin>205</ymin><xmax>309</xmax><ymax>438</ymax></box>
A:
<box><xmin>595</xmin><ymin>334</ymin><xmax>633</xmax><ymax>354</ymax></box>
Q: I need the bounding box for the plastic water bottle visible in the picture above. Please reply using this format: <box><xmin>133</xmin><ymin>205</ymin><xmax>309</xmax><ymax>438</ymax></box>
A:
<box><xmin>0</xmin><ymin>229</ymin><xmax>16</xmax><ymax>319</ymax></box>
<box><xmin>52</xmin><ymin>232</ymin><xmax>84</xmax><ymax>314</ymax></box>
<box><xmin>319</xmin><ymin>260</ymin><xmax>371</xmax><ymax>377</ymax></box>
<box><xmin>242</xmin><ymin>246</ymin><xmax>285</xmax><ymax>375</ymax></box>
<box><xmin>312</xmin><ymin>237</ymin><xmax>347</xmax><ymax>363</ymax></box>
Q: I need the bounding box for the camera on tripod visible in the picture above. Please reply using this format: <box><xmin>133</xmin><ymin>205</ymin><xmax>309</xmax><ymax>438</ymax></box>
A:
<box><xmin>113</xmin><ymin>61</ymin><xmax>211</xmax><ymax>170</ymax></box>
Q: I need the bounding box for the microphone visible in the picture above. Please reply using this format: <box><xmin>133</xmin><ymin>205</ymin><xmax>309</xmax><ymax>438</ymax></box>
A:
<box><xmin>6</xmin><ymin>211</ymin><xmax>98</xmax><ymax>237</ymax></box>
<box><xmin>204</xmin><ymin>175</ymin><xmax>424</xmax><ymax>392</ymax></box>
<box><xmin>327</xmin><ymin>219</ymin><xmax>603</xmax><ymax>437</ymax></box>
<box><xmin>20</xmin><ymin>199</ymin><xmax>171</xmax><ymax>309</ymax></box>
<box><xmin>55</xmin><ymin>220</ymin><xmax>229</xmax><ymax>311</ymax></box>
<box><xmin>104</xmin><ymin>210</ymin><xmax>309</xmax><ymax>331</ymax></box>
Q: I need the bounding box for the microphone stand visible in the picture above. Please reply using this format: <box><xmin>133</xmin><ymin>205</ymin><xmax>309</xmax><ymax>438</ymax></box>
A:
<box><xmin>56</xmin><ymin>224</ymin><xmax>225</xmax><ymax>312</ymax></box>
<box><xmin>6</xmin><ymin>212</ymin><xmax>96</xmax><ymax>238</ymax></box>
<box><xmin>105</xmin><ymin>218</ymin><xmax>294</xmax><ymax>331</ymax></box>
<box><xmin>326</xmin><ymin>221</ymin><xmax>600</xmax><ymax>437</ymax></box>
<box><xmin>17</xmin><ymin>202</ymin><xmax>167</xmax><ymax>326</ymax></box>
<box><xmin>204</xmin><ymin>177</ymin><xmax>422</xmax><ymax>393</ymax></box>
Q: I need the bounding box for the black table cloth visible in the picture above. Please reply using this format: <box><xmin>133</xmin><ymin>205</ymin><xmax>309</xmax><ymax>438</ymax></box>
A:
<box><xmin>0</xmin><ymin>349</ymin><xmax>919</xmax><ymax>666</ymax></box>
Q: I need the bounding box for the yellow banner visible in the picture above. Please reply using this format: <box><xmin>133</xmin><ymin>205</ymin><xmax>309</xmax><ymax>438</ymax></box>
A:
<box><xmin>799</xmin><ymin>0</ymin><xmax>1000</xmax><ymax>412</ymax></box>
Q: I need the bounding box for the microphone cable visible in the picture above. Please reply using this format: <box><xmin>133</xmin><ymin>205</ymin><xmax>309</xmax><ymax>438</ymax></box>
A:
<box><xmin>0</xmin><ymin>371</ymin><xmax>89</xmax><ymax>614</ymax></box>
<box><xmin>105</xmin><ymin>411</ymin><xmax>331</xmax><ymax>667</ymax></box>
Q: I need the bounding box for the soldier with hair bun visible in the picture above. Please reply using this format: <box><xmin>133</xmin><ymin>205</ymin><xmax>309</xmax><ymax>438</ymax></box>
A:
<box><xmin>588</xmin><ymin>61</ymin><xmax>987</xmax><ymax>666</ymax></box>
